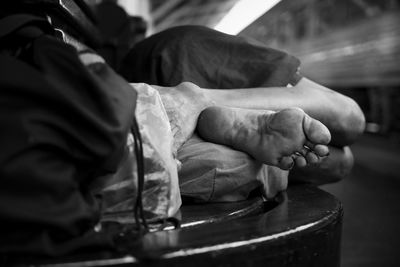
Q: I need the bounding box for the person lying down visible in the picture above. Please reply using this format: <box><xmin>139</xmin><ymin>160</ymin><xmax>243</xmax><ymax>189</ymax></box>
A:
<box><xmin>108</xmin><ymin>25</ymin><xmax>365</xmax><ymax>207</ymax></box>
<box><xmin>99</xmin><ymin>26</ymin><xmax>366</xmax><ymax>225</ymax></box>
<box><xmin>155</xmin><ymin>82</ymin><xmax>331</xmax><ymax>170</ymax></box>
<box><xmin>99</xmin><ymin>68</ymin><xmax>364</xmax><ymax>223</ymax></box>
<box><xmin>0</xmin><ymin>14</ymin><xmax>364</xmax><ymax>259</ymax></box>
<box><xmin>140</xmin><ymin>81</ymin><xmax>332</xmax><ymax>194</ymax></box>
<box><xmin>0</xmin><ymin>17</ymin><xmax>365</xmax><ymax>256</ymax></box>
<box><xmin>100</xmin><ymin>81</ymin><xmax>332</xmax><ymax>224</ymax></box>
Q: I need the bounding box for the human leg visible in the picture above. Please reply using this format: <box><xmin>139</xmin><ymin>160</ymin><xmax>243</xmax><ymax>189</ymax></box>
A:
<box><xmin>146</xmin><ymin>83</ymin><xmax>332</xmax><ymax>172</ymax></box>
<box><xmin>150</xmin><ymin>82</ymin><xmax>215</xmax><ymax>153</ymax></box>
<box><xmin>121</xmin><ymin>26</ymin><xmax>365</xmax><ymax>147</ymax></box>
<box><xmin>152</xmin><ymin>83</ymin><xmax>290</xmax><ymax>199</ymax></box>
<box><xmin>152</xmin><ymin>82</ymin><xmax>357</xmax><ymax>181</ymax></box>
<box><xmin>199</xmin><ymin>77</ymin><xmax>365</xmax><ymax>147</ymax></box>
<box><xmin>124</xmin><ymin>25</ymin><xmax>363</xmax><ymax>181</ymax></box>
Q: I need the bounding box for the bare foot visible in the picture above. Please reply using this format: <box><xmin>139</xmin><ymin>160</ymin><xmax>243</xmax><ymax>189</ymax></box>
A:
<box><xmin>197</xmin><ymin>107</ymin><xmax>331</xmax><ymax>170</ymax></box>
<box><xmin>289</xmin><ymin>146</ymin><xmax>354</xmax><ymax>184</ymax></box>
<box><xmin>152</xmin><ymin>82</ymin><xmax>214</xmax><ymax>152</ymax></box>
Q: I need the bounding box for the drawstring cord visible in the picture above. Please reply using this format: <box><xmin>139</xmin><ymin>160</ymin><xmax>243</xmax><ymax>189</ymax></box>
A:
<box><xmin>131</xmin><ymin>116</ymin><xmax>181</xmax><ymax>232</ymax></box>
<box><xmin>131</xmin><ymin>116</ymin><xmax>149</xmax><ymax>232</ymax></box>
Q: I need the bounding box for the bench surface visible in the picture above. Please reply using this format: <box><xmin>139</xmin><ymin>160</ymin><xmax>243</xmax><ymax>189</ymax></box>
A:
<box><xmin>33</xmin><ymin>184</ymin><xmax>342</xmax><ymax>267</ymax></box>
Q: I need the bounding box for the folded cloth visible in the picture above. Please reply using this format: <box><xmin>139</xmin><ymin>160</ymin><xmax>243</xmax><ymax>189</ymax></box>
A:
<box><xmin>178</xmin><ymin>134</ymin><xmax>288</xmax><ymax>202</ymax></box>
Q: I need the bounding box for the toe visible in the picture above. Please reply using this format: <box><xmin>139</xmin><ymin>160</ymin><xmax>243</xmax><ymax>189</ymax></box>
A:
<box><xmin>304</xmin><ymin>141</ymin><xmax>330</xmax><ymax>157</ymax></box>
<box><xmin>298</xmin><ymin>146</ymin><xmax>310</xmax><ymax>157</ymax></box>
<box><xmin>305</xmin><ymin>140</ymin><xmax>318</xmax><ymax>151</ymax></box>
<box><xmin>293</xmin><ymin>153</ymin><xmax>307</xmax><ymax>167</ymax></box>
<box><xmin>313</xmin><ymin>144</ymin><xmax>330</xmax><ymax>157</ymax></box>
<box><xmin>302</xmin><ymin>145</ymin><xmax>320</xmax><ymax>164</ymax></box>
<box><xmin>305</xmin><ymin>151</ymin><xmax>320</xmax><ymax>164</ymax></box>
<box><xmin>279</xmin><ymin>156</ymin><xmax>295</xmax><ymax>170</ymax></box>
<box><xmin>303</xmin><ymin>115</ymin><xmax>331</xmax><ymax>145</ymax></box>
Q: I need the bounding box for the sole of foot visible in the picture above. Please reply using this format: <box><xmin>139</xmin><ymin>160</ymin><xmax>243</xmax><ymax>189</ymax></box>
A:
<box><xmin>198</xmin><ymin>107</ymin><xmax>331</xmax><ymax>170</ymax></box>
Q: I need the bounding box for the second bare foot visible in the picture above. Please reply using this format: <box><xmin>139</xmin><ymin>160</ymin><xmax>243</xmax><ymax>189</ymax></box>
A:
<box><xmin>197</xmin><ymin>107</ymin><xmax>331</xmax><ymax>170</ymax></box>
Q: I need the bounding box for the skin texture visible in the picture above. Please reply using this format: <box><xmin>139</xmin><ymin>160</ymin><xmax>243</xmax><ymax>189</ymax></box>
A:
<box><xmin>150</xmin><ymin>77</ymin><xmax>365</xmax><ymax>182</ymax></box>
<box><xmin>200</xmin><ymin>77</ymin><xmax>365</xmax><ymax>147</ymax></box>
<box><xmin>197</xmin><ymin>107</ymin><xmax>331</xmax><ymax>170</ymax></box>
<box><xmin>152</xmin><ymin>83</ymin><xmax>215</xmax><ymax>154</ymax></box>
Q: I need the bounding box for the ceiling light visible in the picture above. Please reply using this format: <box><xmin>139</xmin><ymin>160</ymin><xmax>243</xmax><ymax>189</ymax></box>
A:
<box><xmin>214</xmin><ymin>0</ymin><xmax>281</xmax><ymax>35</ymax></box>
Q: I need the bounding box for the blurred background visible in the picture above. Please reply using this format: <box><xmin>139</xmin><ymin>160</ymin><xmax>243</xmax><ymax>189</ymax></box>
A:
<box><xmin>88</xmin><ymin>0</ymin><xmax>399</xmax><ymax>266</ymax></box>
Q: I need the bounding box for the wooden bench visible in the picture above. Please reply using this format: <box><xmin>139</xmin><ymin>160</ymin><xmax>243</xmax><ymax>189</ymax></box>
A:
<box><xmin>2</xmin><ymin>1</ymin><xmax>343</xmax><ymax>266</ymax></box>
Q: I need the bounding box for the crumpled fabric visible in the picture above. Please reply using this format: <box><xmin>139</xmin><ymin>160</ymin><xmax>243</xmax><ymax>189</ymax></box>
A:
<box><xmin>178</xmin><ymin>134</ymin><xmax>288</xmax><ymax>201</ymax></box>
<box><xmin>120</xmin><ymin>25</ymin><xmax>301</xmax><ymax>89</ymax></box>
